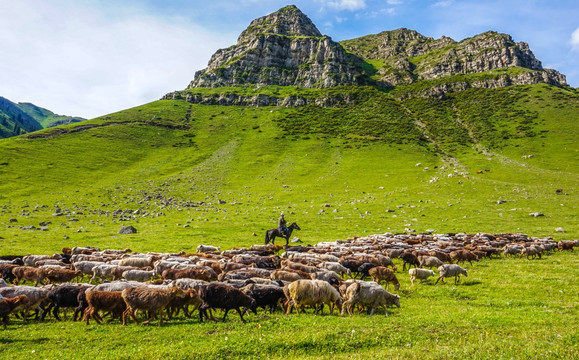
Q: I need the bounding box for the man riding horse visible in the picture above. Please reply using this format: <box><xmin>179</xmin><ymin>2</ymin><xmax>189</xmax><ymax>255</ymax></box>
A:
<box><xmin>278</xmin><ymin>212</ymin><xmax>288</xmax><ymax>238</ymax></box>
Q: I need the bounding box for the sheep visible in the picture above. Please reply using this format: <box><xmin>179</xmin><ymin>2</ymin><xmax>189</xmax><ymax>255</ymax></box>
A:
<box><xmin>341</xmin><ymin>281</ymin><xmax>400</xmax><ymax>316</ymax></box>
<box><xmin>122</xmin><ymin>269</ymin><xmax>157</xmax><ymax>282</ymax></box>
<box><xmin>558</xmin><ymin>241</ymin><xmax>575</xmax><ymax>251</ymax></box>
<box><xmin>450</xmin><ymin>250</ymin><xmax>478</xmax><ymax>266</ymax></box>
<box><xmin>0</xmin><ymin>295</ymin><xmax>31</xmax><ymax>328</ymax></box>
<box><xmin>90</xmin><ymin>264</ymin><xmax>118</xmax><ymax>283</ymax></box>
<box><xmin>44</xmin><ymin>268</ymin><xmax>82</xmax><ymax>284</ymax></box>
<box><xmin>241</xmin><ymin>283</ymin><xmax>286</xmax><ymax>313</ymax></box>
<box><xmin>428</xmin><ymin>250</ymin><xmax>451</xmax><ymax>263</ymax></box>
<box><xmin>502</xmin><ymin>245</ymin><xmax>523</xmax><ymax>258</ymax></box>
<box><xmin>117</xmin><ymin>256</ymin><xmax>154</xmax><ymax>268</ymax></box>
<box><xmin>172</xmin><ymin>278</ymin><xmax>209</xmax><ymax>290</ymax></box>
<box><xmin>270</xmin><ymin>269</ymin><xmax>310</xmax><ymax>282</ymax></box>
<box><xmin>42</xmin><ymin>283</ymin><xmax>92</xmax><ymax>321</ymax></box>
<box><xmin>196</xmin><ymin>245</ymin><xmax>221</xmax><ymax>253</ymax></box>
<box><xmin>317</xmin><ymin>262</ymin><xmax>352</xmax><ymax>277</ymax></box>
<box><xmin>121</xmin><ymin>286</ymin><xmax>185</xmax><ymax>326</ymax></box>
<box><xmin>435</xmin><ymin>264</ymin><xmax>468</xmax><ymax>285</ymax></box>
<box><xmin>285</xmin><ymin>279</ymin><xmax>343</xmax><ymax>315</ymax></box>
<box><xmin>198</xmin><ymin>282</ymin><xmax>257</xmax><ymax>323</ymax></box>
<box><xmin>0</xmin><ymin>285</ymin><xmax>50</xmax><ymax>320</ymax></box>
<box><xmin>72</xmin><ymin>246</ymin><xmax>100</xmax><ymax>255</ymax></box>
<box><xmin>368</xmin><ymin>266</ymin><xmax>400</xmax><ymax>290</ymax></box>
<box><xmin>166</xmin><ymin>289</ymin><xmax>202</xmax><ymax>318</ymax></box>
<box><xmin>418</xmin><ymin>256</ymin><xmax>444</xmax><ymax>269</ymax></box>
<box><xmin>400</xmin><ymin>252</ymin><xmax>420</xmax><ymax>271</ymax></box>
<box><xmin>282</xmin><ymin>261</ymin><xmax>318</xmax><ymax>274</ymax></box>
<box><xmin>310</xmin><ymin>270</ymin><xmax>342</xmax><ymax>286</ymax></box>
<box><xmin>0</xmin><ymin>264</ymin><xmax>18</xmax><ymax>284</ymax></box>
<box><xmin>520</xmin><ymin>245</ymin><xmax>542</xmax><ymax>259</ymax></box>
<box><xmin>358</xmin><ymin>263</ymin><xmax>379</xmax><ymax>280</ymax></box>
<box><xmin>73</xmin><ymin>261</ymin><xmax>107</xmax><ymax>278</ymax></box>
<box><xmin>12</xmin><ymin>266</ymin><xmax>47</xmax><ymax>286</ymax></box>
<box><xmin>409</xmin><ymin>268</ymin><xmax>435</xmax><ymax>284</ymax></box>
<box><xmin>83</xmin><ymin>290</ymin><xmax>126</xmax><ymax>324</ymax></box>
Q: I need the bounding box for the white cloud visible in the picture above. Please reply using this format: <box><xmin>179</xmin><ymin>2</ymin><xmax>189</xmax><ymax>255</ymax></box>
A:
<box><xmin>387</xmin><ymin>0</ymin><xmax>404</xmax><ymax>5</ymax></box>
<box><xmin>326</xmin><ymin>0</ymin><xmax>367</xmax><ymax>11</ymax></box>
<box><xmin>571</xmin><ymin>27</ymin><xmax>579</xmax><ymax>51</ymax></box>
<box><xmin>431</xmin><ymin>0</ymin><xmax>454</xmax><ymax>8</ymax></box>
<box><xmin>0</xmin><ymin>0</ymin><xmax>233</xmax><ymax>119</ymax></box>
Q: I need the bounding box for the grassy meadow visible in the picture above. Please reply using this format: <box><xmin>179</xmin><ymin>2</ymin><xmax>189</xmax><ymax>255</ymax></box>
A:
<box><xmin>0</xmin><ymin>82</ymin><xmax>577</xmax><ymax>358</ymax></box>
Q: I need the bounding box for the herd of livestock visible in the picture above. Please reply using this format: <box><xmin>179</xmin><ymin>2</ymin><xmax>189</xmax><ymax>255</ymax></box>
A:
<box><xmin>0</xmin><ymin>232</ymin><xmax>576</xmax><ymax>327</ymax></box>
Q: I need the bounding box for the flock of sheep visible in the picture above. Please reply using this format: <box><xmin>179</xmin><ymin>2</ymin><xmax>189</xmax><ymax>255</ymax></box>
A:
<box><xmin>0</xmin><ymin>232</ymin><xmax>576</xmax><ymax>327</ymax></box>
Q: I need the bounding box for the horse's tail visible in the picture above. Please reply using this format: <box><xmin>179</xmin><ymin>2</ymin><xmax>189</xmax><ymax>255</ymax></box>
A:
<box><xmin>265</xmin><ymin>230</ymin><xmax>270</xmax><ymax>245</ymax></box>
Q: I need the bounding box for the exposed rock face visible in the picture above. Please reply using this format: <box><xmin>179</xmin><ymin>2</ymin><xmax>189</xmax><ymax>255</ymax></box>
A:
<box><xmin>163</xmin><ymin>91</ymin><xmax>354</xmax><ymax>107</ymax></box>
<box><xmin>341</xmin><ymin>29</ymin><xmax>566</xmax><ymax>88</ymax></box>
<box><xmin>188</xmin><ymin>5</ymin><xmax>365</xmax><ymax>89</ymax></box>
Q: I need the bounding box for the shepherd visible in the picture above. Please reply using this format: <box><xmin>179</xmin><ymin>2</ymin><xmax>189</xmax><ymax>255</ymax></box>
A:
<box><xmin>278</xmin><ymin>212</ymin><xmax>288</xmax><ymax>238</ymax></box>
<box><xmin>265</xmin><ymin>213</ymin><xmax>301</xmax><ymax>246</ymax></box>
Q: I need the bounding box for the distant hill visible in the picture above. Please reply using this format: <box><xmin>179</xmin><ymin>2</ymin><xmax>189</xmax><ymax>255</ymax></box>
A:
<box><xmin>0</xmin><ymin>97</ymin><xmax>85</xmax><ymax>138</ymax></box>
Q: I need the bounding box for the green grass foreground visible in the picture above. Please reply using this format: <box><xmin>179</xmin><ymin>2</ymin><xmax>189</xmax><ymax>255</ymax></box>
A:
<box><xmin>0</xmin><ymin>251</ymin><xmax>577</xmax><ymax>359</ymax></box>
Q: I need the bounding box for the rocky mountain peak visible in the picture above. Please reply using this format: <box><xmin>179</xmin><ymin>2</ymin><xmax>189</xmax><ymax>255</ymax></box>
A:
<box><xmin>237</xmin><ymin>5</ymin><xmax>322</xmax><ymax>43</ymax></box>
<box><xmin>187</xmin><ymin>5</ymin><xmax>365</xmax><ymax>89</ymax></box>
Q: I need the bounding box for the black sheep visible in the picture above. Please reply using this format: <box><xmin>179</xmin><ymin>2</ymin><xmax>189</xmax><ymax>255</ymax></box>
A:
<box><xmin>401</xmin><ymin>252</ymin><xmax>420</xmax><ymax>271</ymax></box>
<box><xmin>357</xmin><ymin>263</ymin><xmax>379</xmax><ymax>280</ymax></box>
<box><xmin>198</xmin><ymin>282</ymin><xmax>257</xmax><ymax>323</ymax></box>
<box><xmin>241</xmin><ymin>283</ymin><xmax>285</xmax><ymax>313</ymax></box>
<box><xmin>42</xmin><ymin>284</ymin><xmax>92</xmax><ymax>321</ymax></box>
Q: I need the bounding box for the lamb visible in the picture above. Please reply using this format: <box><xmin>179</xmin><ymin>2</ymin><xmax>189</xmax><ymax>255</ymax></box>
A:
<box><xmin>83</xmin><ymin>290</ymin><xmax>126</xmax><ymax>324</ymax></box>
<box><xmin>198</xmin><ymin>282</ymin><xmax>257</xmax><ymax>323</ymax></box>
<box><xmin>122</xmin><ymin>269</ymin><xmax>157</xmax><ymax>282</ymax></box>
<box><xmin>341</xmin><ymin>281</ymin><xmax>400</xmax><ymax>316</ymax></box>
<box><xmin>0</xmin><ymin>295</ymin><xmax>31</xmax><ymax>328</ymax></box>
<box><xmin>368</xmin><ymin>266</ymin><xmax>400</xmax><ymax>290</ymax></box>
<box><xmin>285</xmin><ymin>279</ymin><xmax>343</xmax><ymax>315</ymax></box>
<box><xmin>418</xmin><ymin>255</ymin><xmax>444</xmax><ymax>269</ymax></box>
<box><xmin>196</xmin><ymin>245</ymin><xmax>221</xmax><ymax>253</ymax></box>
<box><xmin>121</xmin><ymin>286</ymin><xmax>185</xmax><ymax>326</ymax></box>
<box><xmin>408</xmin><ymin>268</ymin><xmax>435</xmax><ymax>284</ymax></box>
<box><xmin>317</xmin><ymin>262</ymin><xmax>352</xmax><ymax>277</ymax></box>
<box><xmin>435</xmin><ymin>264</ymin><xmax>468</xmax><ymax>285</ymax></box>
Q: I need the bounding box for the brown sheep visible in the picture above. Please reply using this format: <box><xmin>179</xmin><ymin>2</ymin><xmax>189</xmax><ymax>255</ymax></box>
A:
<box><xmin>121</xmin><ymin>286</ymin><xmax>185</xmax><ymax>326</ymax></box>
<box><xmin>83</xmin><ymin>291</ymin><xmax>126</xmax><ymax>324</ymax></box>
<box><xmin>270</xmin><ymin>269</ymin><xmax>310</xmax><ymax>282</ymax></box>
<box><xmin>44</xmin><ymin>268</ymin><xmax>82</xmax><ymax>284</ymax></box>
<box><xmin>0</xmin><ymin>295</ymin><xmax>31</xmax><ymax>328</ymax></box>
<box><xmin>166</xmin><ymin>289</ymin><xmax>201</xmax><ymax>318</ymax></box>
<box><xmin>368</xmin><ymin>266</ymin><xmax>400</xmax><ymax>290</ymax></box>
<box><xmin>12</xmin><ymin>267</ymin><xmax>47</xmax><ymax>286</ymax></box>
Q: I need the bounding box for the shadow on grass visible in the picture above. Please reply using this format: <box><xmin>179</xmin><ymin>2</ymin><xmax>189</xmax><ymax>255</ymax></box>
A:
<box><xmin>0</xmin><ymin>337</ymin><xmax>50</xmax><ymax>344</ymax></box>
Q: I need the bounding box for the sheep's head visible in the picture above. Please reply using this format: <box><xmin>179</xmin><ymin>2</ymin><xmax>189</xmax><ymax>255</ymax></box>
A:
<box><xmin>171</xmin><ymin>286</ymin><xmax>185</xmax><ymax>298</ymax></box>
<box><xmin>393</xmin><ymin>294</ymin><xmax>401</xmax><ymax>308</ymax></box>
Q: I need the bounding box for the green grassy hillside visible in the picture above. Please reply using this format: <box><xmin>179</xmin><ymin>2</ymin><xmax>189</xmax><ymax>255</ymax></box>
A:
<box><xmin>0</xmin><ymin>84</ymin><xmax>576</xmax><ymax>255</ymax></box>
<box><xmin>16</xmin><ymin>102</ymin><xmax>85</xmax><ymax>128</ymax></box>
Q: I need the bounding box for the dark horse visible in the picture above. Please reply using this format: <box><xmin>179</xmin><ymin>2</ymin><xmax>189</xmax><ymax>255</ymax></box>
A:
<box><xmin>265</xmin><ymin>222</ymin><xmax>301</xmax><ymax>246</ymax></box>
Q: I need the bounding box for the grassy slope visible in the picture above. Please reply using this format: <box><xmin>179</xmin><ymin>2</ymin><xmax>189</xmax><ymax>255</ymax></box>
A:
<box><xmin>0</xmin><ymin>85</ymin><xmax>577</xmax><ymax>254</ymax></box>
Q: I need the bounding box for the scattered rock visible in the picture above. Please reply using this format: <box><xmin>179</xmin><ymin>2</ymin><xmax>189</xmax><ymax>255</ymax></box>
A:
<box><xmin>291</xmin><ymin>237</ymin><xmax>302</xmax><ymax>243</ymax></box>
<box><xmin>497</xmin><ymin>200</ymin><xmax>507</xmax><ymax>204</ymax></box>
<box><xmin>118</xmin><ymin>225</ymin><xmax>138</xmax><ymax>234</ymax></box>
<box><xmin>555</xmin><ymin>227</ymin><xmax>565</xmax><ymax>232</ymax></box>
<box><xmin>218</xmin><ymin>200</ymin><xmax>226</xmax><ymax>204</ymax></box>
<box><xmin>529</xmin><ymin>212</ymin><xmax>544</xmax><ymax>217</ymax></box>
<box><xmin>9</xmin><ymin>218</ymin><xmax>17</xmax><ymax>223</ymax></box>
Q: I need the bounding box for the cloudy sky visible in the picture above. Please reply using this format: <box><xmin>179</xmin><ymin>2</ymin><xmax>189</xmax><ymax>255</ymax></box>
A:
<box><xmin>1</xmin><ymin>0</ymin><xmax>577</xmax><ymax>119</ymax></box>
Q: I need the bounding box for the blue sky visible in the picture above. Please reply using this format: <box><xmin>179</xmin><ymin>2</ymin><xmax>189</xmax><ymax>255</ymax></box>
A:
<box><xmin>1</xmin><ymin>0</ymin><xmax>577</xmax><ymax>118</ymax></box>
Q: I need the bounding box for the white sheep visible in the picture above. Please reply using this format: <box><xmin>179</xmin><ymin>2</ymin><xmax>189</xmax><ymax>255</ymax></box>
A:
<box><xmin>341</xmin><ymin>281</ymin><xmax>400</xmax><ymax>316</ymax></box>
<box><xmin>317</xmin><ymin>262</ymin><xmax>352</xmax><ymax>277</ymax></box>
<box><xmin>196</xmin><ymin>245</ymin><xmax>221</xmax><ymax>253</ymax></box>
<box><xmin>435</xmin><ymin>264</ymin><xmax>468</xmax><ymax>285</ymax></box>
<box><xmin>122</xmin><ymin>269</ymin><xmax>157</xmax><ymax>282</ymax></box>
<box><xmin>409</xmin><ymin>268</ymin><xmax>435</xmax><ymax>284</ymax></box>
